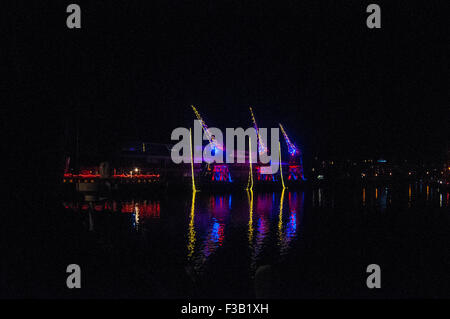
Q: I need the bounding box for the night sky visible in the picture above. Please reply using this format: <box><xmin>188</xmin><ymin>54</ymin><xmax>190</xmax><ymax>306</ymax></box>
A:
<box><xmin>9</xmin><ymin>1</ymin><xmax>449</xmax><ymax>171</ymax></box>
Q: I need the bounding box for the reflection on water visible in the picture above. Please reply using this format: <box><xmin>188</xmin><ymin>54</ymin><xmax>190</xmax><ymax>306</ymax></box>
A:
<box><xmin>62</xmin><ymin>183</ymin><xmax>449</xmax><ymax>287</ymax></box>
<box><xmin>63</xmin><ymin>199</ymin><xmax>161</xmax><ymax>232</ymax></box>
<box><xmin>278</xmin><ymin>190</ymin><xmax>302</xmax><ymax>256</ymax></box>
<box><xmin>278</xmin><ymin>190</ymin><xmax>285</xmax><ymax>251</ymax></box>
<box><xmin>184</xmin><ymin>189</ymin><xmax>305</xmax><ymax>276</ymax></box>
<box><xmin>63</xmin><ymin>200</ymin><xmax>161</xmax><ymax>219</ymax></box>
<box><xmin>186</xmin><ymin>191</ymin><xmax>231</xmax><ymax>274</ymax></box>
<box><xmin>306</xmin><ymin>183</ymin><xmax>449</xmax><ymax>213</ymax></box>
<box><xmin>247</xmin><ymin>190</ymin><xmax>254</xmax><ymax>244</ymax></box>
<box><xmin>249</xmin><ymin>191</ymin><xmax>270</xmax><ymax>273</ymax></box>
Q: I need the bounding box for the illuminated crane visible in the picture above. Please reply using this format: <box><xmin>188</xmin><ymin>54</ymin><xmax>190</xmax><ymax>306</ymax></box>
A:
<box><xmin>190</xmin><ymin>105</ymin><xmax>231</xmax><ymax>182</ymax></box>
<box><xmin>191</xmin><ymin>105</ymin><xmax>223</xmax><ymax>151</ymax></box>
<box><xmin>279</xmin><ymin>123</ymin><xmax>298</xmax><ymax>156</ymax></box>
<box><xmin>249</xmin><ymin>107</ymin><xmax>277</xmax><ymax>182</ymax></box>
<box><xmin>279</xmin><ymin>123</ymin><xmax>305</xmax><ymax>181</ymax></box>
<box><xmin>249</xmin><ymin>107</ymin><xmax>268</xmax><ymax>156</ymax></box>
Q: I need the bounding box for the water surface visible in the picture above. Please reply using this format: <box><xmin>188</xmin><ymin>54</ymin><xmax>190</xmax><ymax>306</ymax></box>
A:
<box><xmin>63</xmin><ymin>183</ymin><xmax>450</xmax><ymax>298</ymax></box>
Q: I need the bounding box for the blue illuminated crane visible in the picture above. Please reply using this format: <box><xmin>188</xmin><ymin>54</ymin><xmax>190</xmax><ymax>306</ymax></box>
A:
<box><xmin>279</xmin><ymin>123</ymin><xmax>305</xmax><ymax>181</ymax></box>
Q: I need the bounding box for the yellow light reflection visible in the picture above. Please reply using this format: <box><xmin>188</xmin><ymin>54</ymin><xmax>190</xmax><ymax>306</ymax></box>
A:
<box><xmin>187</xmin><ymin>191</ymin><xmax>197</xmax><ymax>259</ymax></box>
<box><xmin>278</xmin><ymin>189</ymin><xmax>286</xmax><ymax>243</ymax></box>
<box><xmin>247</xmin><ymin>189</ymin><xmax>254</xmax><ymax>243</ymax></box>
<box><xmin>362</xmin><ymin>187</ymin><xmax>366</xmax><ymax>205</ymax></box>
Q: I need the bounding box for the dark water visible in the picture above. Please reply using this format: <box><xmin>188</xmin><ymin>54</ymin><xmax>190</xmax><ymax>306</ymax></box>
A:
<box><xmin>62</xmin><ymin>183</ymin><xmax>450</xmax><ymax>298</ymax></box>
